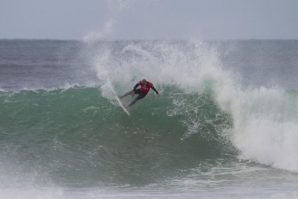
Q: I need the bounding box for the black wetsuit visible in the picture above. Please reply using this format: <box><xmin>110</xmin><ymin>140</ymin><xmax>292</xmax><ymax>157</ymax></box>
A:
<box><xmin>120</xmin><ymin>83</ymin><xmax>159</xmax><ymax>107</ymax></box>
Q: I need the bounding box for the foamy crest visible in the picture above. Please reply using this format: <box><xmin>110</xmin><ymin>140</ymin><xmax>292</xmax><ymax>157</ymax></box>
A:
<box><xmin>225</xmin><ymin>87</ymin><xmax>298</xmax><ymax>172</ymax></box>
<box><xmin>92</xmin><ymin>40</ymin><xmax>230</xmax><ymax>94</ymax></box>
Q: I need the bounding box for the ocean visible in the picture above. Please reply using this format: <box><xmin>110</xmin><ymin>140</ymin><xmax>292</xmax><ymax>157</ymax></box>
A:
<box><xmin>0</xmin><ymin>39</ymin><xmax>298</xmax><ymax>199</ymax></box>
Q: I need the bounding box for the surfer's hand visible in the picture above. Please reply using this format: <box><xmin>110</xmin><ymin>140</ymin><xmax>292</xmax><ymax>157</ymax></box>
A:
<box><xmin>157</xmin><ymin>93</ymin><xmax>160</xmax><ymax>97</ymax></box>
<box><xmin>131</xmin><ymin>91</ymin><xmax>135</xmax><ymax>97</ymax></box>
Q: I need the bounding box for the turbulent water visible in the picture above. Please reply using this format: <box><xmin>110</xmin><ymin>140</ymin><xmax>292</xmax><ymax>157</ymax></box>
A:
<box><xmin>0</xmin><ymin>39</ymin><xmax>298</xmax><ymax>199</ymax></box>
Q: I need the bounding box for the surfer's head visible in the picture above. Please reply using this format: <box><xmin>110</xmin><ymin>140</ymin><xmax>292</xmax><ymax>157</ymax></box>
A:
<box><xmin>141</xmin><ymin>79</ymin><xmax>147</xmax><ymax>86</ymax></box>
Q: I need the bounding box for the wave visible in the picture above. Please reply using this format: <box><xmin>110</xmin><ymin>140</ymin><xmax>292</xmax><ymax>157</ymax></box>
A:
<box><xmin>1</xmin><ymin>85</ymin><xmax>298</xmax><ymax>189</ymax></box>
<box><xmin>89</xmin><ymin>40</ymin><xmax>298</xmax><ymax>173</ymax></box>
<box><xmin>0</xmin><ymin>86</ymin><xmax>233</xmax><ymax>187</ymax></box>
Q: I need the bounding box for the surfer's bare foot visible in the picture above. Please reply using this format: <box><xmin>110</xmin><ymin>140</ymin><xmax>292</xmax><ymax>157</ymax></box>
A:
<box><xmin>123</xmin><ymin>105</ymin><xmax>128</xmax><ymax>109</ymax></box>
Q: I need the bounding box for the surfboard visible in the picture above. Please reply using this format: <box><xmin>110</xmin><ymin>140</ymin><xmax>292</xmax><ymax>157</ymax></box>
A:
<box><xmin>115</xmin><ymin>96</ymin><xmax>130</xmax><ymax>116</ymax></box>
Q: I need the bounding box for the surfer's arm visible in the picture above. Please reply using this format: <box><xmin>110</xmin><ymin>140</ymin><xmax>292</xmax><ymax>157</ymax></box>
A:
<box><xmin>131</xmin><ymin>83</ymin><xmax>139</xmax><ymax>97</ymax></box>
<box><xmin>133</xmin><ymin>83</ymin><xmax>139</xmax><ymax>91</ymax></box>
<box><xmin>151</xmin><ymin>86</ymin><xmax>160</xmax><ymax>96</ymax></box>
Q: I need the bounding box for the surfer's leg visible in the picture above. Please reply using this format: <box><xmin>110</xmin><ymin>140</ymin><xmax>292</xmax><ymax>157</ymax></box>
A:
<box><xmin>119</xmin><ymin>90</ymin><xmax>133</xmax><ymax>99</ymax></box>
<box><xmin>128</xmin><ymin>92</ymin><xmax>147</xmax><ymax>107</ymax></box>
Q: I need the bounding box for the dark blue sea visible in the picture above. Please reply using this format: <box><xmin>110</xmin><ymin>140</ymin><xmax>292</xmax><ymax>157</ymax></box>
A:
<box><xmin>0</xmin><ymin>39</ymin><xmax>298</xmax><ymax>198</ymax></box>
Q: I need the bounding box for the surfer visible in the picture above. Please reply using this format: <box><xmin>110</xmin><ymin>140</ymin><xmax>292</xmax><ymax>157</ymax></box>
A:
<box><xmin>119</xmin><ymin>79</ymin><xmax>160</xmax><ymax>108</ymax></box>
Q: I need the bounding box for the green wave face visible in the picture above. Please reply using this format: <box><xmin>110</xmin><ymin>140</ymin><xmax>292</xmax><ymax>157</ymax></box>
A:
<box><xmin>0</xmin><ymin>86</ymin><xmax>233</xmax><ymax>187</ymax></box>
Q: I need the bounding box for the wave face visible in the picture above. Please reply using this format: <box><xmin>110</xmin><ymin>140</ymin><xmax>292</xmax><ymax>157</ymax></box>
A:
<box><xmin>1</xmin><ymin>40</ymin><xmax>298</xmax><ymax>195</ymax></box>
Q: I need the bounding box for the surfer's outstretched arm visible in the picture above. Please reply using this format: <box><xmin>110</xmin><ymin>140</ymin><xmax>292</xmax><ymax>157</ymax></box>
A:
<box><xmin>152</xmin><ymin>86</ymin><xmax>160</xmax><ymax>96</ymax></box>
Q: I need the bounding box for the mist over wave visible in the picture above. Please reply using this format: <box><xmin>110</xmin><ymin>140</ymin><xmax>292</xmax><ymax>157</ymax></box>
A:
<box><xmin>80</xmin><ymin>40</ymin><xmax>298</xmax><ymax>173</ymax></box>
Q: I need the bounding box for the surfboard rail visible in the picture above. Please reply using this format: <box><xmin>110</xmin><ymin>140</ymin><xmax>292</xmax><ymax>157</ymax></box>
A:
<box><xmin>115</xmin><ymin>96</ymin><xmax>131</xmax><ymax>116</ymax></box>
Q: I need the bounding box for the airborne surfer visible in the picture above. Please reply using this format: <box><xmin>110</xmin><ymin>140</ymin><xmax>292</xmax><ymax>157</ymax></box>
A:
<box><xmin>119</xmin><ymin>79</ymin><xmax>160</xmax><ymax>108</ymax></box>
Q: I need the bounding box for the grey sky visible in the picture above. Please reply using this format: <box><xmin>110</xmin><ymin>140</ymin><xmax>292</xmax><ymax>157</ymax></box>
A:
<box><xmin>1</xmin><ymin>0</ymin><xmax>298</xmax><ymax>40</ymax></box>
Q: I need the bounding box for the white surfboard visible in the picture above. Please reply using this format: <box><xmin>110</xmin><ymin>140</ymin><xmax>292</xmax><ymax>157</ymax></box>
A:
<box><xmin>115</xmin><ymin>96</ymin><xmax>130</xmax><ymax>116</ymax></box>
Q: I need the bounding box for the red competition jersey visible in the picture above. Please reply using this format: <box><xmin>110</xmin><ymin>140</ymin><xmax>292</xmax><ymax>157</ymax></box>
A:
<box><xmin>138</xmin><ymin>81</ymin><xmax>153</xmax><ymax>94</ymax></box>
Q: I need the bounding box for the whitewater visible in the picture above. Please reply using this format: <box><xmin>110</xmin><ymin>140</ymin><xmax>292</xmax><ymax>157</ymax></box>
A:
<box><xmin>0</xmin><ymin>39</ymin><xmax>298</xmax><ymax>199</ymax></box>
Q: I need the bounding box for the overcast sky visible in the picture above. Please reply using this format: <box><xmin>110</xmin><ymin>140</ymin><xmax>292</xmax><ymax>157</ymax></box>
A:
<box><xmin>1</xmin><ymin>0</ymin><xmax>298</xmax><ymax>40</ymax></box>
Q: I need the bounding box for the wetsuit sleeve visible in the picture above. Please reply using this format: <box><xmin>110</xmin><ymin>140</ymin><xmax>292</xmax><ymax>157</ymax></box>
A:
<box><xmin>151</xmin><ymin>86</ymin><xmax>159</xmax><ymax>94</ymax></box>
<box><xmin>133</xmin><ymin>83</ymin><xmax>139</xmax><ymax>91</ymax></box>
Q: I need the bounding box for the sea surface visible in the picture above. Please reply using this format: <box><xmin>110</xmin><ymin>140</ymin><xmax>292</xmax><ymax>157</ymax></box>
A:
<box><xmin>0</xmin><ymin>39</ymin><xmax>298</xmax><ymax>199</ymax></box>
